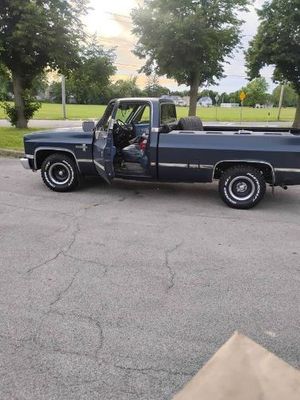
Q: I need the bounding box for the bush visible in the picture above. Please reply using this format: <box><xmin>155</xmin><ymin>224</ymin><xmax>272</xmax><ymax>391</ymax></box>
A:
<box><xmin>1</xmin><ymin>92</ymin><xmax>41</xmax><ymax>127</ymax></box>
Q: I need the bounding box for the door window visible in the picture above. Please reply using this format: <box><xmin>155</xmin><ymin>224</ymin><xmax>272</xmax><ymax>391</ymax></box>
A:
<box><xmin>160</xmin><ymin>103</ymin><xmax>177</xmax><ymax>125</ymax></box>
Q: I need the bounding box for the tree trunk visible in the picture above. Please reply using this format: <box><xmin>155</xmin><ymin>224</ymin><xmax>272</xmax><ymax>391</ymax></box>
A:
<box><xmin>12</xmin><ymin>73</ymin><xmax>28</xmax><ymax>128</ymax></box>
<box><xmin>292</xmin><ymin>95</ymin><xmax>300</xmax><ymax>129</ymax></box>
<box><xmin>188</xmin><ymin>76</ymin><xmax>200</xmax><ymax>116</ymax></box>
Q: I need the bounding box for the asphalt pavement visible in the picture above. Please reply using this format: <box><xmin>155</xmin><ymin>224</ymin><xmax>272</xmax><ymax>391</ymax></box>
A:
<box><xmin>0</xmin><ymin>158</ymin><xmax>299</xmax><ymax>399</ymax></box>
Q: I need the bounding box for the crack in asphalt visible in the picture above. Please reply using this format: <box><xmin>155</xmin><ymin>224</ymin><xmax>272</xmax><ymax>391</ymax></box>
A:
<box><xmin>25</xmin><ymin>200</ymin><xmax>107</xmax><ymax>275</ymax></box>
<box><xmin>49</xmin><ymin>269</ymin><xmax>80</xmax><ymax>306</ymax></box>
<box><xmin>25</xmin><ymin>217</ymin><xmax>79</xmax><ymax>274</ymax></box>
<box><xmin>64</xmin><ymin>254</ymin><xmax>109</xmax><ymax>275</ymax></box>
<box><xmin>164</xmin><ymin>241</ymin><xmax>184</xmax><ymax>290</ymax></box>
<box><xmin>33</xmin><ymin>310</ymin><xmax>104</xmax><ymax>363</ymax></box>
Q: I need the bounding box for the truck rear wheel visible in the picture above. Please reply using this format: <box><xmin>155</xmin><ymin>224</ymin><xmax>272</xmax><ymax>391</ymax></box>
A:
<box><xmin>219</xmin><ymin>165</ymin><xmax>266</xmax><ymax>209</ymax></box>
<box><xmin>41</xmin><ymin>153</ymin><xmax>79</xmax><ymax>192</ymax></box>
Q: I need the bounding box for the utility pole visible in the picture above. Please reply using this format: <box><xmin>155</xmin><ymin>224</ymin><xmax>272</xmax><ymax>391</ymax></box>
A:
<box><xmin>277</xmin><ymin>84</ymin><xmax>285</xmax><ymax>121</ymax></box>
<box><xmin>61</xmin><ymin>75</ymin><xmax>67</xmax><ymax>120</ymax></box>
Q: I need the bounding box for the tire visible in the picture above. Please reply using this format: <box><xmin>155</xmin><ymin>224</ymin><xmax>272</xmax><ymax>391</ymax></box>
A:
<box><xmin>177</xmin><ymin>116</ymin><xmax>204</xmax><ymax>131</ymax></box>
<box><xmin>41</xmin><ymin>153</ymin><xmax>79</xmax><ymax>192</ymax></box>
<box><xmin>219</xmin><ymin>165</ymin><xmax>266</xmax><ymax>209</ymax></box>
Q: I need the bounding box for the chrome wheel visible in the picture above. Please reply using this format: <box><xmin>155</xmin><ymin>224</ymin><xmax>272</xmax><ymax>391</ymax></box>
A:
<box><xmin>48</xmin><ymin>162</ymin><xmax>71</xmax><ymax>185</ymax></box>
<box><xmin>228</xmin><ymin>176</ymin><xmax>256</xmax><ymax>201</ymax></box>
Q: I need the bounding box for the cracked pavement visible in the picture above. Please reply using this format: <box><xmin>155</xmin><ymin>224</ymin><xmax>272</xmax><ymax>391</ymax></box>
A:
<box><xmin>0</xmin><ymin>158</ymin><xmax>300</xmax><ymax>399</ymax></box>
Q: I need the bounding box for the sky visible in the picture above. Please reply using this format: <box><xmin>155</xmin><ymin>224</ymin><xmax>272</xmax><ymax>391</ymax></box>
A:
<box><xmin>84</xmin><ymin>0</ymin><xmax>275</xmax><ymax>94</ymax></box>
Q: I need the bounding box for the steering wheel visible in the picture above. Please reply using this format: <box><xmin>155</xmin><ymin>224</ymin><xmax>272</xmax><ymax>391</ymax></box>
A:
<box><xmin>113</xmin><ymin>119</ymin><xmax>135</xmax><ymax>149</ymax></box>
<box><xmin>115</xmin><ymin>119</ymin><xmax>133</xmax><ymax>132</ymax></box>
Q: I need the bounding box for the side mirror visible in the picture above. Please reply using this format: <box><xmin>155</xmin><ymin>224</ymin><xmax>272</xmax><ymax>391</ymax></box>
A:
<box><xmin>82</xmin><ymin>120</ymin><xmax>95</xmax><ymax>132</ymax></box>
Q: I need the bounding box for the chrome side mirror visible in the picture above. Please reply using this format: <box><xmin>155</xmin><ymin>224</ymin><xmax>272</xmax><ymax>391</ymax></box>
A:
<box><xmin>82</xmin><ymin>121</ymin><xmax>95</xmax><ymax>132</ymax></box>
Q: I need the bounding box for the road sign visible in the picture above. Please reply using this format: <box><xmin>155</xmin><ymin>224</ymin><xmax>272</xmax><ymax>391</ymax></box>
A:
<box><xmin>240</xmin><ymin>91</ymin><xmax>246</xmax><ymax>102</ymax></box>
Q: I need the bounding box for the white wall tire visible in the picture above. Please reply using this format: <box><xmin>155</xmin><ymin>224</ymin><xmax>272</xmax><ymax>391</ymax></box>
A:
<box><xmin>41</xmin><ymin>153</ymin><xmax>79</xmax><ymax>192</ymax></box>
<box><xmin>219</xmin><ymin>165</ymin><xmax>266</xmax><ymax>209</ymax></box>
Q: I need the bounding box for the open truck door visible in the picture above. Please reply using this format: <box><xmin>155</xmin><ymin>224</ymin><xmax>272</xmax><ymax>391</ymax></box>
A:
<box><xmin>93</xmin><ymin>103</ymin><xmax>116</xmax><ymax>183</ymax></box>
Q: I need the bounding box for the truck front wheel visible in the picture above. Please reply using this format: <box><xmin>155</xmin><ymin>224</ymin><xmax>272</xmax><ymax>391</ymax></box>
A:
<box><xmin>41</xmin><ymin>153</ymin><xmax>79</xmax><ymax>192</ymax></box>
<box><xmin>219</xmin><ymin>165</ymin><xmax>266</xmax><ymax>209</ymax></box>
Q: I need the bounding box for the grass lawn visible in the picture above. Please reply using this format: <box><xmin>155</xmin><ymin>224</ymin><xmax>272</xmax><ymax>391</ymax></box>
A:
<box><xmin>0</xmin><ymin>102</ymin><xmax>296</xmax><ymax>122</ymax></box>
<box><xmin>0</xmin><ymin>128</ymin><xmax>43</xmax><ymax>151</ymax></box>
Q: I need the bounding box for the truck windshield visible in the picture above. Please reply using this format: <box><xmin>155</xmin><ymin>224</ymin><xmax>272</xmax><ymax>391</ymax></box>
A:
<box><xmin>115</xmin><ymin>104</ymin><xmax>137</xmax><ymax>123</ymax></box>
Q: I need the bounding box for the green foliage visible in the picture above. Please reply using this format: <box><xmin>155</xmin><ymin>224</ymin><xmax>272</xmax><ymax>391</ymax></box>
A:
<box><xmin>1</xmin><ymin>92</ymin><xmax>41</xmax><ymax>126</ymax></box>
<box><xmin>109</xmin><ymin>77</ymin><xmax>144</xmax><ymax>99</ymax></box>
<box><xmin>144</xmin><ymin>74</ymin><xmax>170</xmax><ymax>97</ymax></box>
<box><xmin>243</xmin><ymin>77</ymin><xmax>269</xmax><ymax>106</ymax></box>
<box><xmin>144</xmin><ymin>83</ymin><xmax>170</xmax><ymax>97</ymax></box>
<box><xmin>132</xmin><ymin>0</ymin><xmax>250</xmax><ymax>84</ymax></box>
<box><xmin>0</xmin><ymin>64</ymin><xmax>12</xmax><ymax>101</ymax></box>
<box><xmin>246</xmin><ymin>0</ymin><xmax>300</xmax><ymax>93</ymax></box>
<box><xmin>0</xmin><ymin>0</ymin><xmax>89</xmax><ymax>126</ymax></box>
<box><xmin>66</xmin><ymin>41</ymin><xmax>116</xmax><ymax>104</ymax></box>
<box><xmin>272</xmin><ymin>85</ymin><xmax>298</xmax><ymax>107</ymax></box>
<box><xmin>132</xmin><ymin>0</ymin><xmax>251</xmax><ymax>114</ymax></box>
<box><xmin>0</xmin><ymin>0</ymin><xmax>88</xmax><ymax>86</ymax></box>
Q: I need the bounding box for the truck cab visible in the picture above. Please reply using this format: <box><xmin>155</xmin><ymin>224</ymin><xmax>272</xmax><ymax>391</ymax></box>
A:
<box><xmin>93</xmin><ymin>97</ymin><xmax>209</xmax><ymax>184</ymax></box>
<box><xmin>93</xmin><ymin>97</ymin><xmax>176</xmax><ymax>183</ymax></box>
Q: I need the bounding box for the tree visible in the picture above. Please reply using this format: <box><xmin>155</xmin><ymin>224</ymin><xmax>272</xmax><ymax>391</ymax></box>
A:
<box><xmin>243</xmin><ymin>77</ymin><xmax>269</xmax><ymax>107</ymax></box>
<box><xmin>66</xmin><ymin>42</ymin><xmax>116</xmax><ymax>104</ymax></box>
<box><xmin>0</xmin><ymin>0</ymin><xmax>88</xmax><ymax>127</ymax></box>
<box><xmin>131</xmin><ymin>0</ymin><xmax>250</xmax><ymax>116</ymax></box>
<box><xmin>109</xmin><ymin>77</ymin><xmax>143</xmax><ymax>99</ymax></box>
<box><xmin>272</xmin><ymin>85</ymin><xmax>298</xmax><ymax>108</ymax></box>
<box><xmin>245</xmin><ymin>0</ymin><xmax>300</xmax><ymax>128</ymax></box>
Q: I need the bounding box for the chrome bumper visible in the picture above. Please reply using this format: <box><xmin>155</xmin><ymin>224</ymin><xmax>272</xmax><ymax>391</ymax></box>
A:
<box><xmin>20</xmin><ymin>157</ymin><xmax>31</xmax><ymax>170</ymax></box>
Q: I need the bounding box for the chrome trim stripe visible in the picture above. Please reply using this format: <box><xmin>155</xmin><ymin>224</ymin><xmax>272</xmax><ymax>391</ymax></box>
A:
<box><xmin>199</xmin><ymin>164</ymin><xmax>214</xmax><ymax>169</ymax></box>
<box><xmin>25</xmin><ymin>154</ymin><xmax>34</xmax><ymax>159</ymax></box>
<box><xmin>94</xmin><ymin>160</ymin><xmax>105</xmax><ymax>171</ymax></box>
<box><xmin>77</xmin><ymin>159</ymin><xmax>93</xmax><ymax>163</ymax></box>
<box><xmin>274</xmin><ymin>168</ymin><xmax>300</xmax><ymax>173</ymax></box>
<box><xmin>159</xmin><ymin>163</ymin><xmax>187</xmax><ymax>168</ymax></box>
<box><xmin>158</xmin><ymin>162</ymin><xmax>213</xmax><ymax>170</ymax></box>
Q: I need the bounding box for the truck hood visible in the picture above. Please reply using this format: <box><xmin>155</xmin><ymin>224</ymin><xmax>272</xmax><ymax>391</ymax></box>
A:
<box><xmin>24</xmin><ymin>127</ymin><xmax>88</xmax><ymax>142</ymax></box>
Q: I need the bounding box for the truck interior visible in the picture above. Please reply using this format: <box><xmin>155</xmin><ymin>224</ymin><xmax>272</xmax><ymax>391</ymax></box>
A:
<box><xmin>109</xmin><ymin>100</ymin><xmax>206</xmax><ymax>176</ymax></box>
<box><xmin>112</xmin><ymin>102</ymin><xmax>152</xmax><ymax>176</ymax></box>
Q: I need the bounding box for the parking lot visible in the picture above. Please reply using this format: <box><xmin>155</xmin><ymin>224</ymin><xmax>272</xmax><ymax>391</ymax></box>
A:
<box><xmin>0</xmin><ymin>157</ymin><xmax>299</xmax><ymax>400</ymax></box>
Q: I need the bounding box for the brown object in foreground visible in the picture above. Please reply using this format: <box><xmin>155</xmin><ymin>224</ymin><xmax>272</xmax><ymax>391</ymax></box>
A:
<box><xmin>172</xmin><ymin>332</ymin><xmax>300</xmax><ymax>400</ymax></box>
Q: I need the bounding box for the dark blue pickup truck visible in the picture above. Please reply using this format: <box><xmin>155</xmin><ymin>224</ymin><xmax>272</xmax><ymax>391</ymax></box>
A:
<box><xmin>21</xmin><ymin>97</ymin><xmax>300</xmax><ymax>209</ymax></box>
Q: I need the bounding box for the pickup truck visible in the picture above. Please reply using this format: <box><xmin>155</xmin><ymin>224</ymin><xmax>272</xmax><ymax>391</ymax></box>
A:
<box><xmin>21</xmin><ymin>97</ymin><xmax>300</xmax><ymax>209</ymax></box>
